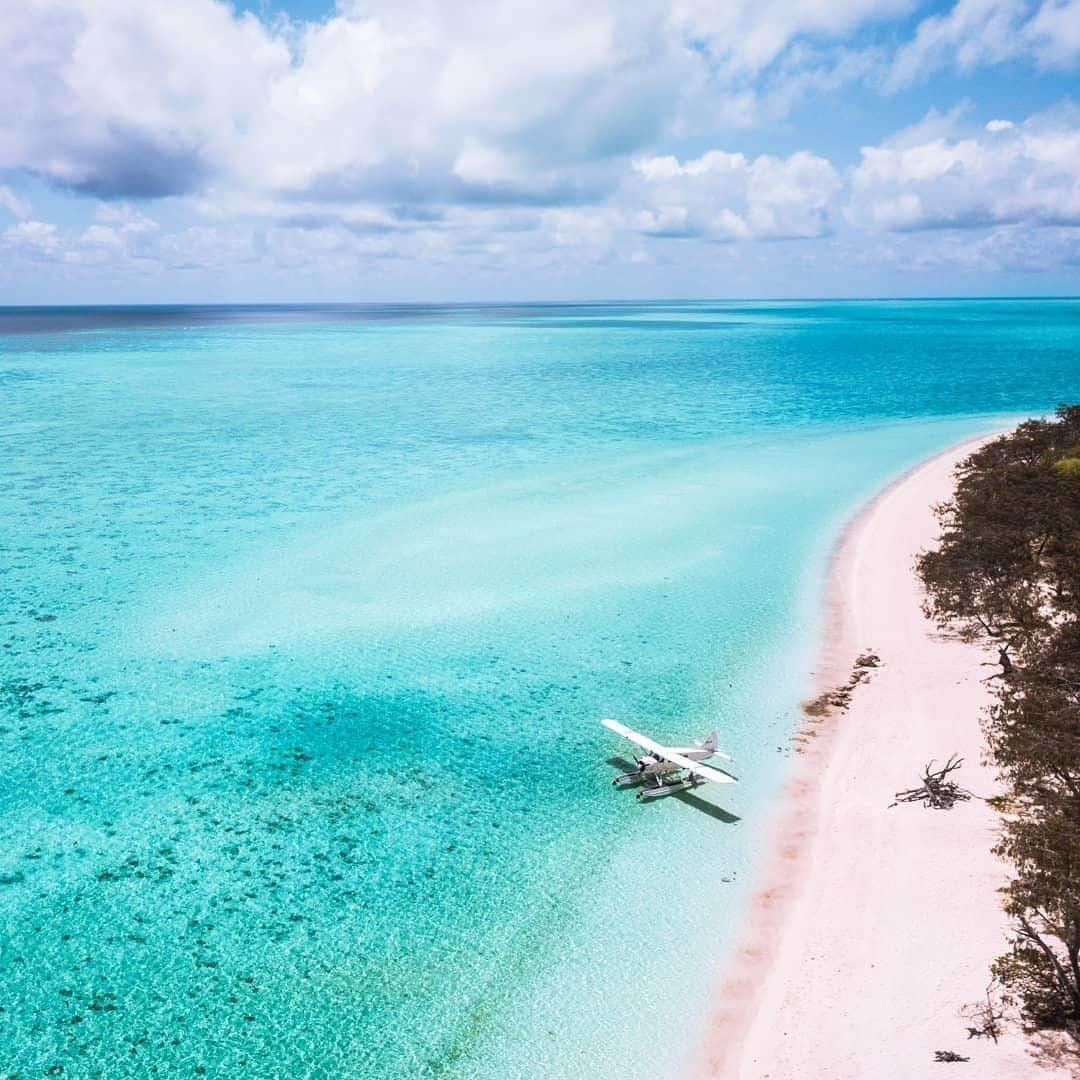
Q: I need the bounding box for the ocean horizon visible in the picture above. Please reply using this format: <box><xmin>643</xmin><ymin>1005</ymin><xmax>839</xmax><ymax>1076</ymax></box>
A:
<box><xmin>3</xmin><ymin>298</ymin><xmax>1078</xmax><ymax>1077</ymax></box>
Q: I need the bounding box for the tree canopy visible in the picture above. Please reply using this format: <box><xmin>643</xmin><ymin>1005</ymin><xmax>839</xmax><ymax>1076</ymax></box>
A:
<box><xmin>918</xmin><ymin>406</ymin><xmax>1080</xmax><ymax>1041</ymax></box>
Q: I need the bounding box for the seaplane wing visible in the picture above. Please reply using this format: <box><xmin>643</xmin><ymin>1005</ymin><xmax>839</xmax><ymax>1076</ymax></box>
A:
<box><xmin>602</xmin><ymin>717</ymin><xmax>672</xmax><ymax>757</ymax></box>
<box><xmin>601</xmin><ymin>718</ymin><xmax>738</xmax><ymax>784</ymax></box>
<box><xmin>655</xmin><ymin>751</ymin><xmax>736</xmax><ymax>784</ymax></box>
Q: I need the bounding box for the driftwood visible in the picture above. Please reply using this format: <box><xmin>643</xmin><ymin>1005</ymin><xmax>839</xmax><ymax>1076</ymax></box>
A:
<box><xmin>962</xmin><ymin>980</ymin><xmax>1004</xmax><ymax>1043</ymax></box>
<box><xmin>890</xmin><ymin>755</ymin><xmax>972</xmax><ymax>810</ymax></box>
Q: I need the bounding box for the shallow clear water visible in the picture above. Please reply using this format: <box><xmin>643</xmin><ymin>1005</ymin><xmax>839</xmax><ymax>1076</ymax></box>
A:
<box><xmin>1</xmin><ymin>299</ymin><xmax>1077</xmax><ymax>1077</ymax></box>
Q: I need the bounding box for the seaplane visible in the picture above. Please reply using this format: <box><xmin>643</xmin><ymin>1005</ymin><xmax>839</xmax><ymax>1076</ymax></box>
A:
<box><xmin>601</xmin><ymin>717</ymin><xmax>737</xmax><ymax>801</ymax></box>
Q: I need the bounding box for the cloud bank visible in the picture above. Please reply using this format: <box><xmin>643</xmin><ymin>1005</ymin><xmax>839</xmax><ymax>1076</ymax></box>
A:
<box><xmin>850</xmin><ymin>107</ymin><xmax>1080</xmax><ymax>230</ymax></box>
<box><xmin>0</xmin><ymin>0</ymin><xmax>901</xmax><ymax>206</ymax></box>
<box><xmin>0</xmin><ymin>0</ymin><xmax>1078</xmax><ymax>293</ymax></box>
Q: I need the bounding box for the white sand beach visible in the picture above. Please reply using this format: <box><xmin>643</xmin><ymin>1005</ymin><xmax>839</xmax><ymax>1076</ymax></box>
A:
<box><xmin>695</xmin><ymin>435</ymin><xmax>1076</xmax><ymax>1079</ymax></box>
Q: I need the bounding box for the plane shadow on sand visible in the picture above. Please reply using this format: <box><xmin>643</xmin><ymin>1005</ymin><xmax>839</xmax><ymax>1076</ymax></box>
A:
<box><xmin>605</xmin><ymin>755</ymin><xmax>741</xmax><ymax>824</ymax></box>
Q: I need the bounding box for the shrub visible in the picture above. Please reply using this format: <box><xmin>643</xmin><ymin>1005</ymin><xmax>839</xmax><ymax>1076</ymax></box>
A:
<box><xmin>918</xmin><ymin>405</ymin><xmax>1080</xmax><ymax>1043</ymax></box>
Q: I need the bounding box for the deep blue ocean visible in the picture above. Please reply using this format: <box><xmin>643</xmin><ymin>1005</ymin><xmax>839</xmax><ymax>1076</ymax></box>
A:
<box><xmin>1</xmin><ymin>300</ymin><xmax>1076</xmax><ymax>1077</ymax></box>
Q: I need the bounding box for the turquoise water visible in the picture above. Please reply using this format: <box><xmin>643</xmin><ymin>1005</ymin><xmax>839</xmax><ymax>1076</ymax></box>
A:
<box><xmin>1</xmin><ymin>299</ymin><xmax>1077</xmax><ymax>1077</ymax></box>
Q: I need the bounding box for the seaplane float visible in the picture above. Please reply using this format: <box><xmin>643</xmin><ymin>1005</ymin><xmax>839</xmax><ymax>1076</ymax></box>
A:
<box><xmin>601</xmin><ymin>717</ymin><xmax>737</xmax><ymax>801</ymax></box>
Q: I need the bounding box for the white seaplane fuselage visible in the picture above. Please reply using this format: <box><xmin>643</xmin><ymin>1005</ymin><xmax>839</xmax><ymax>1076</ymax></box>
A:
<box><xmin>602</xmin><ymin>717</ymin><xmax>736</xmax><ymax>801</ymax></box>
<box><xmin>613</xmin><ymin>744</ymin><xmax>715</xmax><ymax>787</ymax></box>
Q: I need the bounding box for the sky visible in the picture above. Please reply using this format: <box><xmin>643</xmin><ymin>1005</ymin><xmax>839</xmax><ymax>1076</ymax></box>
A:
<box><xmin>1</xmin><ymin>0</ymin><xmax>1079</xmax><ymax>302</ymax></box>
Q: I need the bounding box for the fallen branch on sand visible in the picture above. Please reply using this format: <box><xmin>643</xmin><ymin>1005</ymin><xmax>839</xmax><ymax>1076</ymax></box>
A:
<box><xmin>890</xmin><ymin>754</ymin><xmax>973</xmax><ymax>810</ymax></box>
<box><xmin>961</xmin><ymin>980</ymin><xmax>1004</xmax><ymax>1043</ymax></box>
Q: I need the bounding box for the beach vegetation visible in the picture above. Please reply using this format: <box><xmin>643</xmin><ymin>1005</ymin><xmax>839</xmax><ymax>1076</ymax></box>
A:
<box><xmin>800</xmin><ymin>651</ymin><xmax>881</xmax><ymax>718</ymax></box>
<box><xmin>918</xmin><ymin>405</ymin><xmax>1080</xmax><ymax>1043</ymax></box>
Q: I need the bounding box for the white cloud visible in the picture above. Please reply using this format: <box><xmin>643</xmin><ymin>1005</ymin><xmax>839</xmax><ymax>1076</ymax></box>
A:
<box><xmin>0</xmin><ymin>205</ymin><xmax>165</xmax><ymax>270</ymax></box>
<box><xmin>0</xmin><ymin>0</ymin><xmax>910</xmax><ymax>211</ymax></box>
<box><xmin>672</xmin><ymin>0</ymin><xmax>914</xmax><ymax>76</ymax></box>
<box><xmin>854</xmin><ymin>221</ymin><xmax>1080</xmax><ymax>275</ymax></box>
<box><xmin>849</xmin><ymin>106</ymin><xmax>1080</xmax><ymax>230</ymax></box>
<box><xmin>91</xmin><ymin>202</ymin><xmax>158</xmax><ymax>233</ymax></box>
<box><xmin>1</xmin><ymin>220</ymin><xmax>61</xmax><ymax>259</ymax></box>
<box><xmin>0</xmin><ymin>0</ymin><xmax>287</xmax><ymax>197</ymax></box>
<box><xmin>2</xmin><ymin>0</ymin><xmax>1078</xmax><ymax>290</ymax></box>
<box><xmin>628</xmin><ymin>149</ymin><xmax>841</xmax><ymax>240</ymax></box>
<box><xmin>881</xmin><ymin>101</ymin><xmax>974</xmax><ymax>147</ymax></box>
<box><xmin>886</xmin><ymin>0</ymin><xmax>1080</xmax><ymax>90</ymax></box>
<box><xmin>0</xmin><ymin>185</ymin><xmax>31</xmax><ymax>219</ymax></box>
<box><xmin>0</xmin><ymin>0</ymin><xmax>680</xmax><ymax>205</ymax></box>
<box><xmin>1027</xmin><ymin>0</ymin><xmax>1080</xmax><ymax>67</ymax></box>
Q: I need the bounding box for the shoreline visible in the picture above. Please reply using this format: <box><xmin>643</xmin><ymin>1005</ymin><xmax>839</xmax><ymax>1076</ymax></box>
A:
<box><xmin>693</xmin><ymin>432</ymin><xmax>1071</xmax><ymax>1078</ymax></box>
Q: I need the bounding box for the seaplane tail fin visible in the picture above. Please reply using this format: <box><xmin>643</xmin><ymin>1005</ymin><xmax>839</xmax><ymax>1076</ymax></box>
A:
<box><xmin>698</xmin><ymin>729</ymin><xmax>734</xmax><ymax>762</ymax></box>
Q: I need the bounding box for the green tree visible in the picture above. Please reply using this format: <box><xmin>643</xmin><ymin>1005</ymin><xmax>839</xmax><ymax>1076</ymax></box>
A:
<box><xmin>918</xmin><ymin>406</ymin><xmax>1080</xmax><ymax>1041</ymax></box>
